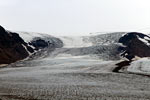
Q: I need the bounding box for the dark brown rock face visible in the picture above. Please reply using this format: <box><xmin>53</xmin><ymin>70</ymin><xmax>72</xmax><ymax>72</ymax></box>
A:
<box><xmin>119</xmin><ymin>32</ymin><xmax>150</xmax><ymax>60</ymax></box>
<box><xmin>0</xmin><ymin>26</ymin><xmax>33</xmax><ymax>64</ymax></box>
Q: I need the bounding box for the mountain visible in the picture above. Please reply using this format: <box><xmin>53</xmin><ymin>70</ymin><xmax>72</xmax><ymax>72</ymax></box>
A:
<box><xmin>1</xmin><ymin>24</ymin><xmax>150</xmax><ymax>65</ymax></box>
<box><xmin>119</xmin><ymin>32</ymin><xmax>150</xmax><ymax>60</ymax></box>
<box><xmin>0</xmin><ymin>26</ymin><xmax>33</xmax><ymax>64</ymax></box>
<box><xmin>0</xmin><ymin>26</ymin><xmax>63</xmax><ymax>64</ymax></box>
<box><xmin>89</xmin><ymin>32</ymin><xmax>150</xmax><ymax>61</ymax></box>
<box><xmin>1</xmin><ymin>25</ymin><xmax>150</xmax><ymax>99</ymax></box>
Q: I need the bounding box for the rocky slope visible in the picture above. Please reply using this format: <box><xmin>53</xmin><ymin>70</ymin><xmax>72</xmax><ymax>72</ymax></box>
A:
<box><xmin>0</xmin><ymin>26</ymin><xmax>34</xmax><ymax>64</ymax></box>
<box><xmin>0</xmin><ymin>26</ymin><xmax>63</xmax><ymax>64</ymax></box>
<box><xmin>119</xmin><ymin>32</ymin><xmax>150</xmax><ymax>60</ymax></box>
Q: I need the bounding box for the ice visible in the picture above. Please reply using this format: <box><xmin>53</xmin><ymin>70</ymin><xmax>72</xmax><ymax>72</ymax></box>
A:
<box><xmin>17</xmin><ymin>32</ymin><xmax>51</xmax><ymax>42</ymax></box>
<box><xmin>137</xmin><ymin>36</ymin><xmax>150</xmax><ymax>45</ymax></box>
<box><xmin>58</xmin><ymin>36</ymin><xmax>92</xmax><ymax>48</ymax></box>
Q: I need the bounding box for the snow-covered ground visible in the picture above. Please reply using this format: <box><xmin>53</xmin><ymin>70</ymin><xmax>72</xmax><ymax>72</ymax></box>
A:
<box><xmin>58</xmin><ymin>36</ymin><xmax>92</xmax><ymax>48</ymax></box>
<box><xmin>127</xmin><ymin>58</ymin><xmax>150</xmax><ymax>75</ymax></box>
<box><xmin>17</xmin><ymin>32</ymin><xmax>51</xmax><ymax>42</ymax></box>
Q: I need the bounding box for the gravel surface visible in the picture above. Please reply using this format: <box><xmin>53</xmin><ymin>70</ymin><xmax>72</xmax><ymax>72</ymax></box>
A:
<box><xmin>0</xmin><ymin>54</ymin><xmax>150</xmax><ymax>100</ymax></box>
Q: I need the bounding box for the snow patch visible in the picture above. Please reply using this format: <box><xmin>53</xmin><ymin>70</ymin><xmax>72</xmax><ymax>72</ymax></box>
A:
<box><xmin>144</xmin><ymin>36</ymin><xmax>150</xmax><ymax>41</ymax></box>
<box><xmin>137</xmin><ymin>36</ymin><xmax>150</xmax><ymax>46</ymax></box>
<box><xmin>22</xmin><ymin>44</ymin><xmax>32</xmax><ymax>55</ymax></box>
<box><xmin>127</xmin><ymin>58</ymin><xmax>150</xmax><ymax>74</ymax></box>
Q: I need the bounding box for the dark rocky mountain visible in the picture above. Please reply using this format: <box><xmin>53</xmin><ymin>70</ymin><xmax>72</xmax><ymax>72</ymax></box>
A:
<box><xmin>0</xmin><ymin>25</ymin><xmax>63</xmax><ymax>64</ymax></box>
<box><xmin>83</xmin><ymin>32</ymin><xmax>150</xmax><ymax>61</ymax></box>
<box><xmin>0</xmin><ymin>25</ymin><xmax>35</xmax><ymax>64</ymax></box>
<box><xmin>118</xmin><ymin>32</ymin><xmax>150</xmax><ymax>60</ymax></box>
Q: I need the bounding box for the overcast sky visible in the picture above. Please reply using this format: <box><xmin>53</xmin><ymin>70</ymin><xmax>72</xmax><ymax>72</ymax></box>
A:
<box><xmin>0</xmin><ymin>0</ymin><xmax>150</xmax><ymax>36</ymax></box>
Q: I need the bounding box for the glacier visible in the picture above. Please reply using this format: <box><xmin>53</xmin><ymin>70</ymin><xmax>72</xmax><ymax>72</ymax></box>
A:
<box><xmin>0</xmin><ymin>31</ymin><xmax>150</xmax><ymax>100</ymax></box>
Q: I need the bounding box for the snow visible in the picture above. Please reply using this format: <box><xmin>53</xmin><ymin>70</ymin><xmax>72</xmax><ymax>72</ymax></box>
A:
<box><xmin>22</xmin><ymin>44</ymin><xmax>34</xmax><ymax>56</ymax></box>
<box><xmin>89</xmin><ymin>32</ymin><xmax>108</xmax><ymax>36</ymax></box>
<box><xmin>55</xmin><ymin>54</ymin><xmax>91</xmax><ymax>59</ymax></box>
<box><xmin>17</xmin><ymin>32</ymin><xmax>51</xmax><ymax>42</ymax></box>
<box><xmin>58</xmin><ymin>36</ymin><xmax>92</xmax><ymax>48</ymax></box>
<box><xmin>1</xmin><ymin>32</ymin><xmax>150</xmax><ymax>99</ymax></box>
<box><xmin>144</xmin><ymin>36</ymin><xmax>150</xmax><ymax>41</ymax></box>
<box><xmin>89</xmin><ymin>32</ymin><xmax>127</xmax><ymax>36</ymax></box>
<box><xmin>127</xmin><ymin>58</ymin><xmax>150</xmax><ymax>74</ymax></box>
<box><xmin>137</xmin><ymin>36</ymin><xmax>150</xmax><ymax>46</ymax></box>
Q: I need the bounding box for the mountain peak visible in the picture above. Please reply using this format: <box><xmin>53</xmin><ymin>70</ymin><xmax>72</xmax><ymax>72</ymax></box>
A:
<box><xmin>119</xmin><ymin>32</ymin><xmax>150</xmax><ymax>60</ymax></box>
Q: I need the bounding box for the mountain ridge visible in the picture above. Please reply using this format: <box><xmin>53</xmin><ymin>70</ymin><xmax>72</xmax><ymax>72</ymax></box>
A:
<box><xmin>1</xmin><ymin>25</ymin><xmax>150</xmax><ymax>64</ymax></box>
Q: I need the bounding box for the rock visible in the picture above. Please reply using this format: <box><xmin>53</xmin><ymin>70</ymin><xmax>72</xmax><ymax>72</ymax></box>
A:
<box><xmin>113</xmin><ymin>60</ymin><xmax>131</xmax><ymax>72</ymax></box>
<box><xmin>29</xmin><ymin>39</ymin><xmax>49</xmax><ymax>49</ymax></box>
<box><xmin>29</xmin><ymin>37</ymin><xmax>63</xmax><ymax>50</ymax></box>
<box><xmin>119</xmin><ymin>32</ymin><xmax>150</xmax><ymax>60</ymax></box>
<box><xmin>0</xmin><ymin>25</ymin><xmax>34</xmax><ymax>64</ymax></box>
